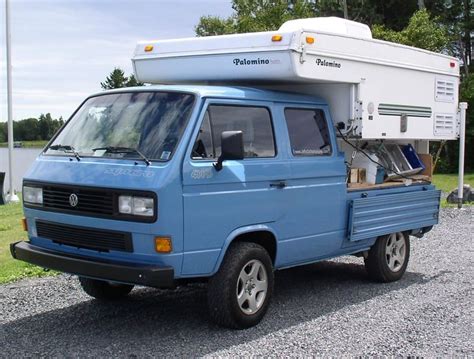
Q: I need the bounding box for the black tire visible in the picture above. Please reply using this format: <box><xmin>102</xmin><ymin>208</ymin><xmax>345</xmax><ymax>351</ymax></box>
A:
<box><xmin>79</xmin><ymin>277</ymin><xmax>134</xmax><ymax>300</ymax></box>
<box><xmin>207</xmin><ymin>242</ymin><xmax>274</xmax><ymax>329</ymax></box>
<box><xmin>365</xmin><ymin>232</ymin><xmax>410</xmax><ymax>283</ymax></box>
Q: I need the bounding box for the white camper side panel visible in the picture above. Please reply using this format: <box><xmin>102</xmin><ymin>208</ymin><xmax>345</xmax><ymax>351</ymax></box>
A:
<box><xmin>132</xmin><ymin>31</ymin><xmax>298</xmax><ymax>83</ymax></box>
<box><xmin>290</xmin><ymin>31</ymin><xmax>460</xmax><ymax>140</ymax></box>
<box><xmin>134</xmin><ymin>51</ymin><xmax>296</xmax><ymax>83</ymax></box>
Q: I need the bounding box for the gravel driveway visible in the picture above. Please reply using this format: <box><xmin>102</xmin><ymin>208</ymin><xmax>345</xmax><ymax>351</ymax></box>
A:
<box><xmin>1</xmin><ymin>208</ymin><xmax>472</xmax><ymax>357</ymax></box>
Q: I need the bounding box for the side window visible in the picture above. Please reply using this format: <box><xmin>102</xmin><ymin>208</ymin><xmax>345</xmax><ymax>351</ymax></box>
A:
<box><xmin>284</xmin><ymin>108</ymin><xmax>332</xmax><ymax>156</ymax></box>
<box><xmin>192</xmin><ymin>112</ymin><xmax>214</xmax><ymax>159</ymax></box>
<box><xmin>192</xmin><ymin>105</ymin><xmax>276</xmax><ymax>159</ymax></box>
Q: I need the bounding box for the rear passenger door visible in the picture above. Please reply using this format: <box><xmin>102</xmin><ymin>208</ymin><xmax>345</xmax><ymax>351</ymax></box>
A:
<box><xmin>181</xmin><ymin>100</ymin><xmax>290</xmax><ymax>276</ymax></box>
<box><xmin>276</xmin><ymin>105</ymin><xmax>347</xmax><ymax>266</ymax></box>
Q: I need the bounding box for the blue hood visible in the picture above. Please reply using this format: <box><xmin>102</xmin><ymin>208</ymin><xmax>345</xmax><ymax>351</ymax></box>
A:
<box><xmin>24</xmin><ymin>154</ymin><xmax>171</xmax><ymax>191</ymax></box>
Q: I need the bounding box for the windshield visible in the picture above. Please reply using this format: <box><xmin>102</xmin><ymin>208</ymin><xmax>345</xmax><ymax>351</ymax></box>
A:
<box><xmin>45</xmin><ymin>91</ymin><xmax>195</xmax><ymax>161</ymax></box>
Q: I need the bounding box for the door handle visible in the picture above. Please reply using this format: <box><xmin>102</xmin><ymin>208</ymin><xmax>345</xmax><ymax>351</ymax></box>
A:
<box><xmin>270</xmin><ymin>181</ymin><xmax>287</xmax><ymax>189</ymax></box>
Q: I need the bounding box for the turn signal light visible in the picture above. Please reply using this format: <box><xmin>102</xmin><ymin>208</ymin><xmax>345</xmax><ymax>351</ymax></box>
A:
<box><xmin>306</xmin><ymin>36</ymin><xmax>315</xmax><ymax>44</ymax></box>
<box><xmin>271</xmin><ymin>35</ymin><xmax>283</xmax><ymax>42</ymax></box>
<box><xmin>144</xmin><ymin>45</ymin><xmax>154</xmax><ymax>52</ymax></box>
<box><xmin>155</xmin><ymin>237</ymin><xmax>172</xmax><ymax>253</ymax></box>
<box><xmin>21</xmin><ymin>217</ymin><xmax>28</xmax><ymax>232</ymax></box>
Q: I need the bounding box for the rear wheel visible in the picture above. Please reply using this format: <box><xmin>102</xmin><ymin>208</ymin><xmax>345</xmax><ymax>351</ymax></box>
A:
<box><xmin>79</xmin><ymin>277</ymin><xmax>134</xmax><ymax>300</ymax></box>
<box><xmin>364</xmin><ymin>232</ymin><xmax>410</xmax><ymax>282</ymax></box>
<box><xmin>207</xmin><ymin>242</ymin><xmax>274</xmax><ymax>329</ymax></box>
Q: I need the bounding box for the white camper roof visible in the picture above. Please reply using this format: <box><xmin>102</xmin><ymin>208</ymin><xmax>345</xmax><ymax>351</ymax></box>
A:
<box><xmin>278</xmin><ymin>17</ymin><xmax>372</xmax><ymax>39</ymax></box>
<box><xmin>132</xmin><ymin>17</ymin><xmax>457</xmax><ymax>85</ymax></box>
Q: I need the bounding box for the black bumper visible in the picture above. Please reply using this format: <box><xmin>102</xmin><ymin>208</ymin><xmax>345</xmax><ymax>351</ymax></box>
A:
<box><xmin>10</xmin><ymin>241</ymin><xmax>175</xmax><ymax>288</ymax></box>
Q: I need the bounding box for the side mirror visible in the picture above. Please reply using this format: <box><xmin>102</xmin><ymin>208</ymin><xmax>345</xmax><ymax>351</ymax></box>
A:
<box><xmin>213</xmin><ymin>131</ymin><xmax>244</xmax><ymax>171</ymax></box>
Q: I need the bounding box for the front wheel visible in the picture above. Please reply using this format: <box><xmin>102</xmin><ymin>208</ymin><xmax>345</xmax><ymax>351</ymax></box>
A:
<box><xmin>79</xmin><ymin>277</ymin><xmax>134</xmax><ymax>300</ymax></box>
<box><xmin>207</xmin><ymin>242</ymin><xmax>274</xmax><ymax>329</ymax></box>
<box><xmin>364</xmin><ymin>232</ymin><xmax>410</xmax><ymax>282</ymax></box>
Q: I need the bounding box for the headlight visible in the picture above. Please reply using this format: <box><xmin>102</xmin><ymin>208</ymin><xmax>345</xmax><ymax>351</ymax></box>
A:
<box><xmin>23</xmin><ymin>186</ymin><xmax>43</xmax><ymax>205</ymax></box>
<box><xmin>118</xmin><ymin>195</ymin><xmax>154</xmax><ymax>217</ymax></box>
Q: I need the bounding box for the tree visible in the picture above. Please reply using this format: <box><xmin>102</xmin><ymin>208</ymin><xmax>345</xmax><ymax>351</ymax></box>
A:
<box><xmin>0</xmin><ymin>122</ymin><xmax>6</xmax><ymax>142</ymax></box>
<box><xmin>423</xmin><ymin>0</ymin><xmax>471</xmax><ymax>74</ymax></box>
<box><xmin>195</xmin><ymin>0</ymin><xmax>316</xmax><ymax>36</ymax></box>
<box><xmin>100</xmin><ymin>68</ymin><xmax>144</xmax><ymax>90</ymax></box>
<box><xmin>125</xmin><ymin>74</ymin><xmax>143</xmax><ymax>87</ymax></box>
<box><xmin>458</xmin><ymin>73</ymin><xmax>474</xmax><ymax>171</ymax></box>
<box><xmin>38</xmin><ymin>113</ymin><xmax>64</xmax><ymax>140</ymax></box>
<box><xmin>372</xmin><ymin>9</ymin><xmax>449</xmax><ymax>52</ymax></box>
<box><xmin>195</xmin><ymin>1</ymin><xmax>424</xmax><ymax>37</ymax></box>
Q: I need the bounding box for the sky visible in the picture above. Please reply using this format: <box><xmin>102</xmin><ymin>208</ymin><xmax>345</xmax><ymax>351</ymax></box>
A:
<box><xmin>0</xmin><ymin>0</ymin><xmax>233</xmax><ymax>121</ymax></box>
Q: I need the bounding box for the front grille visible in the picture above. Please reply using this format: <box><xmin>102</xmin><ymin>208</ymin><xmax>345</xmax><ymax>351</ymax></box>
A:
<box><xmin>42</xmin><ymin>185</ymin><xmax>114</xmax><ymax>216</ymax></box>
<box><xmin>23</xmin><ymin>181</ymin><xmax>157</xmax><ymax>223</ymax></box>
<box><xmin>36</xmin><ymin>220</ymin><xmax>133</xmax><ymax>252</ymax></box>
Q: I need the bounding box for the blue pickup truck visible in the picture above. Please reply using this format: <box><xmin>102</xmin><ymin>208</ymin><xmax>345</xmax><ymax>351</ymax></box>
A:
<box><xmin>11</xmin><ymin>85</ymin><xmax>440</xmax><ymax>328</ymax></box>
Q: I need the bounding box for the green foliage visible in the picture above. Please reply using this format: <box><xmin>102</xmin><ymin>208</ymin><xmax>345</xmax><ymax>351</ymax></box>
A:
<box><xmin>0</xmin><ymin>114</ymin><xmax>64</xmax><ymax>143</ymax></box>
<box><xmin>196</xmin><ymin>16</ymin><xmax>236</xmax><ymax>36</ymax></box>
<box><xmin>432</xmin><ymin>172</ymin><xmax>474</xmax><ymax>207</ymax></box>
<box><xmin>195</xmin><ymin>0</ymin><xmax>429</xmax><ymax>37</ymax></box>
<box><xmin>100</xmin><ymin>68</ymin><xmax>144</xmax><ymax>90</ymax></box>
<box><xmin>196</xmin><ymin>0</ymin><xmax>316</xmax><ymax>36</ymax></box>
<box><xmin>125</xmin><ymin>74</ymin><xmax>143</xmax><ymax>87</ymax></box>
<box><xmin>372</xmin><ymin>9</ymin><xmax>450</xmax><ymax>52</ymax></box>
<box><xmin>459</xmin><ymin>73</ymin><xmax>474</xmax><ymax>170</ymax></box>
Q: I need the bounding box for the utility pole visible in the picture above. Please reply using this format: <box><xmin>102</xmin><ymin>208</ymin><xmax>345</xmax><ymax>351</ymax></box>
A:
<box><xmin>5</xmin><ymin>0</ymin><xmax>19</xmax><ymax>203</ymax></box>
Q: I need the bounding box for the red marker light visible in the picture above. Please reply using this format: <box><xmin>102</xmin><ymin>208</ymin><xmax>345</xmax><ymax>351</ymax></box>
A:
<box><xmin>450</xmin><ymin>62</ymin><xmax>456</xmax><ymax>68</ymax></box>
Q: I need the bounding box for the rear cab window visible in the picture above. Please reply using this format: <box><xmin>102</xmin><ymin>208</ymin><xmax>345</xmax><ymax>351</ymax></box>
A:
<box><xmin>284</xmin><ymin>108</ymin><xmax>332</xmax><ymax>157</ymax></box>
<box><xmin>192</xmin><ymin>104</ymin><xmax>276</xmax><ymax>160</ymax></box>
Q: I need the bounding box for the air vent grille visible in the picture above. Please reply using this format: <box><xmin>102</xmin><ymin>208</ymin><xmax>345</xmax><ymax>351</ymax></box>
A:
<box><xmin>435</xmin><ymin>79</ymin><xmax>455</xmax><ymax>102</ymax></box>
<box><xmin>434</xmin><ymin>113</ymin><xmax>456</xmax><ymax>136</ymax></box>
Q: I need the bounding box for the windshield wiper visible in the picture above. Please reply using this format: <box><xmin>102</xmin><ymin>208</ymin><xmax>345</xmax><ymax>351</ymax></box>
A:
<box><xmin>49</xmin><ymin>144</ymin><xmax>81</xmax><ymax>161</ymax></box>
<box><xmin>92</xmin><ymin>146</ymin><xmax>151</xmax><ymax>166</ymax></box>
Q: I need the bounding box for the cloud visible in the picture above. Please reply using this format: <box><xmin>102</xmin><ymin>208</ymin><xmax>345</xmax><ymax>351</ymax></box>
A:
<box><xmin>0</xmin><ymin>0</ymin><xmax>233</xmax><ymax>121</ymax></box>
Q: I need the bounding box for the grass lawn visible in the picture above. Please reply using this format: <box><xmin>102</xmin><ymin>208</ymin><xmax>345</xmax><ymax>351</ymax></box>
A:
<box><xmin>0</xmin><ymin>172</ymin><xmax>472</xmax><ymax>284</ymax></box>
<box><xmin>432</xmin><ymin>172</ymin><xmax>474</xmax><ymax>207</ymax></box>
<box><xmin>0</xmin><ymin>140</ymin><xmax>48</xmax><ymax>148</ymax></box>
<box><xmin>0</xmin><ymin>200</ymin><xmax>53</xmax><ymax>284</ymax></box>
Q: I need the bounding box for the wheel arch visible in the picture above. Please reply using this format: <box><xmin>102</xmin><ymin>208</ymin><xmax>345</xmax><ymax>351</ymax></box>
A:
<box><xmin>211</xmin><ymin>224</ymin><xmax>278</xmax><ymax>275</ymax></box>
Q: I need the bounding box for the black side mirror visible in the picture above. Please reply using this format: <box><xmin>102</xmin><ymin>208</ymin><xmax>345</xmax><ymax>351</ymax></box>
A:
<box><xmin>213</xmin><ymin>131</ymin><xmax>244</xmax><ymax>171</ymax></box>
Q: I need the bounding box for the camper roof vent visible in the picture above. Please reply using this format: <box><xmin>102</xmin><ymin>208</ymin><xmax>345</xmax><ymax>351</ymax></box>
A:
<box><xmin>279</xmin><ymin>17</ymin><xmax>372</xmax><ymax>39</ymax></box>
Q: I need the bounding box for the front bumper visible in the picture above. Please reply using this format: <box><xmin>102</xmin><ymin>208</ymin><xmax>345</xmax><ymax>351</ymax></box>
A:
<box><xmin>10</xmin><ymin>241</ymin><xmax>175</xmax><ymax>288</ymax></box>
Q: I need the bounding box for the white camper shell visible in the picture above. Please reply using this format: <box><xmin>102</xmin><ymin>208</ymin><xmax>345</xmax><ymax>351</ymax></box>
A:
<box><xmin>132</xmin><ymin>17</ymin><xmax>461</xmax><ymax>142</ymax></box>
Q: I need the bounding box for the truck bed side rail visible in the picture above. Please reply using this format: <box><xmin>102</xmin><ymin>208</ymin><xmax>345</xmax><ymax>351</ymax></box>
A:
<box><xmin>348</xmin><ymin>188</ymin><xmax>441</xmax><ymax>242</ymax></box>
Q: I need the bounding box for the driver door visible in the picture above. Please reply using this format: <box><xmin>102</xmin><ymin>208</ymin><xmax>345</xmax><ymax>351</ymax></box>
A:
<box><xmin>181</xmin><ymin>99</ymin><xmax>291</xmax><ymax>275</ymax></box>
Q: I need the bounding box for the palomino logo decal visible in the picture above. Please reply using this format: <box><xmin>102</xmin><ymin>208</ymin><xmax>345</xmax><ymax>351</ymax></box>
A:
<box><xmin>315</xmin><ymin>58</ymin><xmax>341</xmax><ymax>68</ymax></box>
<box><xmin>233</xmin><ymin>58</ymin><xmax>270</xmax><ymax>66</ymax></box>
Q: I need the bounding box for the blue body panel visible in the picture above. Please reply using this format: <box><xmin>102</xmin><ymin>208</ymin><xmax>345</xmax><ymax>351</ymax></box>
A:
<box><xmin>348</xmin><ymin>187</ymin><xmax>441</xmax><ymax>242</ymax></box>
<box><xmin>21</xmin><ymin>85</ymin><xmax>441</xmax><ymax>283</ymax></box>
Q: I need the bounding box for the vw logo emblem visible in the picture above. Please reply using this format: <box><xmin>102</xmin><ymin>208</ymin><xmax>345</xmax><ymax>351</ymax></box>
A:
<box><xmin>69</xmin><ymin>193</ymin><xmax>79</xmax><ymax>207</ymax></box>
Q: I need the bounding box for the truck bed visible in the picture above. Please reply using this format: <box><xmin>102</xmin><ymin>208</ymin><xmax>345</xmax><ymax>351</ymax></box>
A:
<box><xmin>346</xmin><ymin>184</ymin><xmax>440</xmax><ymax>242</ymax></box>
<box><xmin>347</xmin><ymin>175</ymin><xmax>431</xmax><ymax>191</ymax></box>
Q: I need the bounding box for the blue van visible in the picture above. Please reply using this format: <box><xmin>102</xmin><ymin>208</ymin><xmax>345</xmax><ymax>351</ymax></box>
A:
<box><xmin>11</xmin><ymin>85</ymin><xmax>440</xmax><ymax>328</ymax></box>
